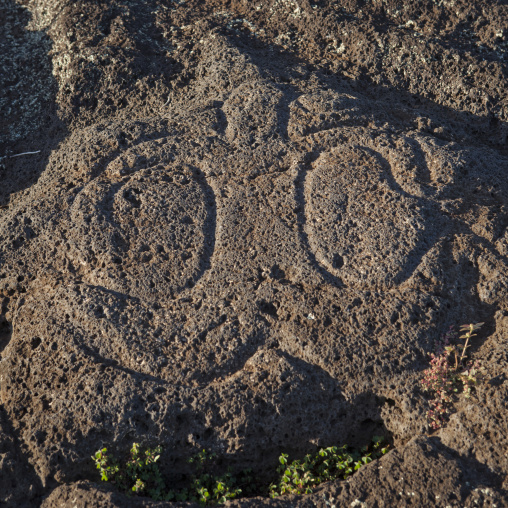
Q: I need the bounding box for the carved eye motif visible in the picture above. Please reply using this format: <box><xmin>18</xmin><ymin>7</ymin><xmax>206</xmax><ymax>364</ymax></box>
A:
<box><xmin>304</xmin><ymin>145</ymin><xmax>437</xmax><ymax>289</ymax></box>
<box><xmin>69</xmin><ymin>163</ymin><xmax>215</xmax><ymax>300</ymax></box>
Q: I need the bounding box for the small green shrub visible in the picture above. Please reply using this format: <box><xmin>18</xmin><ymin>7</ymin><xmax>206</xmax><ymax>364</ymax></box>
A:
<box><xmin>93</xmin><ymin>446</ymin><xmax>254</xmax><ymax>504</ymax></box>
<box><xmin>92</xmin><ymin>438</ymin><xmax>389</xmax><ymax>504</ymax></box>
<box><xmin>421</xmin><ymin>323</ymin><xmax>486</xmax><ymax>429</ymax></box>
<box><xmin>93</xmin><ymin>443</ymin><xmax>167</xmax><ymax>500</ymax></box>
<box><xmin>180</xmin><ymin>449</ymin><xmax>252</xmax><ymax>504</ymax></box>
<box><xmin>269</xmin><ymin>436</ymin><xmax>389</xmax><ymax>497</ymax></box>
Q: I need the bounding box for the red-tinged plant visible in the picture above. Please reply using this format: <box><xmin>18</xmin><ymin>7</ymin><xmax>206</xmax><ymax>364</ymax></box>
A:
<box><xmin>421</xmin><ymin>323</ymin><xmax>486</xmax><ymax>430</ymax></box>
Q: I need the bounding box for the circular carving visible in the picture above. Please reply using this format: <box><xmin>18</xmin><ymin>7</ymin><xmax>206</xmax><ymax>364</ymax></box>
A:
<box><xmin>69</xmin><ymin>164</ymin><xmax>215</xmax><ymax>299</ymax></box>
<box><xmin>304</xmin><ymin>146</ymin><xmax>430</xmax><ymax>288</ymax></box>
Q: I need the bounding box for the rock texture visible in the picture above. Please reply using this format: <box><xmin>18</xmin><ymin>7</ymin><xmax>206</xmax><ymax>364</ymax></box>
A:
<box><xmin>1</xmin><ymin>0</ymin><xmax>508</xmax><ymax>506</ymax></box>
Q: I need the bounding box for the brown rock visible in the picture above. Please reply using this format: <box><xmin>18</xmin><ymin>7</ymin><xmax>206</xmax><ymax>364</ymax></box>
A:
<box><xmin>1</xmin><ymin>0</ymin><xmax>507</xmax><ymax>506</ymax></box>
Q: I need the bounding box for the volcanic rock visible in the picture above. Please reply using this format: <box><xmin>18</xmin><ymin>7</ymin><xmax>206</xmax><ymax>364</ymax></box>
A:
<box><xmin>1</xmin><ymin>0</ymin><xmax>507</xmax><ymax>506</ymax></box>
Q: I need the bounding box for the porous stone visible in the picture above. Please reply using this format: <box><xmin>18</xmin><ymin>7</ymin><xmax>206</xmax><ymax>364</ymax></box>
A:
<box><xmin>1</xmin><ymin>0</ymin><xmax>507</xmax><ymax>506</ymax></box>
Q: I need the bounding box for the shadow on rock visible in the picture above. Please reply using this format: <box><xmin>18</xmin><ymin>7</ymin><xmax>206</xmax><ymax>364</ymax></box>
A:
<box><xmin>0</xmin><ymin>406</ymin><xmax>44</xmax><ymax>507</ymax></box>
<box><xmin>0</xmin><ymin>0</ymin><xmax>67</xmax><ymax>207</ymax></box>
<box><xmin>319</xmin><ymin>435</ymin><xmax>508</xmax><ymax>507</ymax></box>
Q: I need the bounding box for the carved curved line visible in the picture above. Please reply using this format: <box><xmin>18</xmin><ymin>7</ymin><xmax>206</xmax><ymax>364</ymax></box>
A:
<box><xmin>294</xmin><ymin>154</ymin><xmax>345</xmax><ymax>288</ymax></box>
<box><xmin>359</xmin><ymin>147</ymin><xmax>445</xmax><ymax>287</ymax></box>
<box><xmin>70</xmin><ymin>162</ymin><xmax>217</xmax><ymax>296</ymax></box>
<box><xmin>183</xmin><ymin>165</ymin><xmax>217</xmax><ymax>292</ymax></box>
<box><xmin>296</xmin><ymin>146</ymin><xmax>447</xmax><ymax>290</ymax></box>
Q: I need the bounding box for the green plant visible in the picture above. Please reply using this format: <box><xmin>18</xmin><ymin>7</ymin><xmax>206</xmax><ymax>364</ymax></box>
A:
<box><xmin>92</xmin><ymin>443</ymin><xmax>168</xmax><ymax>500</ymax></box>
<box><xmin>93</xmin><ymin>439</ymin><xmax>390</xmax><ymax>503</ymax></box>
<box><xmin>93</xmin><ymin>445</ymin><xmax>254</xmax><ymax>504</ymax></box>
<box><xmin>185</xmin><ymin>449</ymin><xmax>248</xmax><ymax>504</ymax></box>
<box><xmin>183</xmin><ymin>441</ymin><xmax>390</xmax><ymax>502</ymax></box>
<box><xmin>421</xmin><ymin>323</ymin><xmax>486</xmax><ymax>430</ymax></box>
<box><xmin>269</xmin><ymin>436</ymin><xmax>389</xmax><ymax>497</ymax></box>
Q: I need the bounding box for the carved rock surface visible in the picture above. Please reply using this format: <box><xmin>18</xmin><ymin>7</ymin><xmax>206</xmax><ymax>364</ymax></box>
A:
<box><xmin>1</xmin><ymin>0</ymin><xmax>507</xmax><ymax>506</ymax></box>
